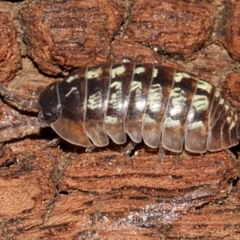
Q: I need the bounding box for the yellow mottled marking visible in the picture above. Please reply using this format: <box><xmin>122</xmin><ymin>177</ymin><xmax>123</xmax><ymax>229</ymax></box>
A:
<box><xmin>87</xmin><ymin>67</ymin><xmax>103</xmax><ymax>79</ymax></box>
<box><xmin>111</xmin><ymin>65</ymin><xmax>126</xmax><ymax>78</ymax></box>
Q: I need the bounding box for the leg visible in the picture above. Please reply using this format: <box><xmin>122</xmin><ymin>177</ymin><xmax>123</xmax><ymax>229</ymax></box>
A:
<box><xmin>85</xmin><ymin>145</ymin><xmax>97</xmax><ymax>152</ymax></box>
<box><xmin>225</xmin><ymin>148</ymin><xmax>237</xmax><ymax>160</ymax></box>
<box><xmin>122</xmin><ymin>140</ymin><xmax>137</xmax><ymax>155</ymax></box>
<box><xmin>0</xmin><ymin>83</ymin><xmax>39</xmax><ymax>112</ymax></box>
<box><xmin>158</xmin><ymin>134</ymin><xmax>166</xmax><ymax>159</ymax></box>
<box><xmin>45</xmin><ymin>137</ymin><xmax>62</xmax><ymax>148</ymax></box>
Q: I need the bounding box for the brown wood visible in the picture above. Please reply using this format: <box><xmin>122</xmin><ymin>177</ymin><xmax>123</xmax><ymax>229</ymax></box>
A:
<box><xmin>0</xmin><ymin>0</ymin><xmax>239</xmax><ymax>239</ymax></box>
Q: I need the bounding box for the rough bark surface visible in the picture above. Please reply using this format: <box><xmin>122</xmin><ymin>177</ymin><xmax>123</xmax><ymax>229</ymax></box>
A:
<box><xmin>0</xmin><ymin>0</ymin><xmax>239</xmax><ymax>239</ymax></box>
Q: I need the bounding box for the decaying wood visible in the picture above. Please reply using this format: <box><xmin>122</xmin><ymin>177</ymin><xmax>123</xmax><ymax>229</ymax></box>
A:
<box><xmin>0</xmin><ymin>0</ymin><xmax>239</xmax><ymax>239</ymax></box>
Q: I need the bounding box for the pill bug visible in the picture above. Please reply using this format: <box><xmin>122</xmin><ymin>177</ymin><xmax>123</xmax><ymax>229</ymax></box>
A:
<box><xmin>0</xmin><ymin>62</ymin><xmax>239</xmax><ymax>153</ymax></box>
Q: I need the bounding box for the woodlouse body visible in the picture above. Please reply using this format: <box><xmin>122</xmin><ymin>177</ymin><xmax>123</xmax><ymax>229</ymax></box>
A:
<box><xmin>36</xmin><ymin>63</ymin><xmax>239</xmax><ymax>153</ymax></box>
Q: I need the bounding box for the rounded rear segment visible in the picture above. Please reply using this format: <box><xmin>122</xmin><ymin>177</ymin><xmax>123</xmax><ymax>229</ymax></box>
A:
<box><xmin>206</xmin><ymin>90</ymin><xmax>239</xmax><ymax>152</ymax></box>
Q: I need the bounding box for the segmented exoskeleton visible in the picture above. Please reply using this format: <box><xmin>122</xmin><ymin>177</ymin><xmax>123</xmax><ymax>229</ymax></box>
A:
<box><xmin>0</xmin><ymin>63</ymin><xmax>239</xmax><ymax>153</ymax></box>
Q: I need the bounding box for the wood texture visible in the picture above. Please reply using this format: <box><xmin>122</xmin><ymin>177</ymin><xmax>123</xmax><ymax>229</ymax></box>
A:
<box><xmin>0</xmin><ymin>0</ymin><xmax>239</xmax><ymax>239</ymax></box>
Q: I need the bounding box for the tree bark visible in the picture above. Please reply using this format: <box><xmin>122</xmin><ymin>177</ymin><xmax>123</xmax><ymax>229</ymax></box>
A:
<box><xmin>0</xmin><ymin>0</ymin><xmax>239</xmax><ymax>239</ymax></box>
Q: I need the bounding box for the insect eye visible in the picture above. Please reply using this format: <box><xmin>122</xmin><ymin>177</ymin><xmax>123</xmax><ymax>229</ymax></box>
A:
<box><xmin>39</xmin><ymin>111</ymin><xmax>52</xmax><ymax>120</ymax></box>
<box><xmin>44</xmin><ymin>112</ymin><xmax>52</xmax><ymax>118</ymax></box>
<box><xmin>38</xmin><ymin>111</ymin><xmax>56</xmax><ymax>126</ymax></box>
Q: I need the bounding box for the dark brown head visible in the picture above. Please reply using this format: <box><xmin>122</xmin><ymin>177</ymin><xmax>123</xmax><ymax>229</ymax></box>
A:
<box><xmin>38</xmin><ymin>82</ymin><xmax>61</xmax><ymax>126</ymax></box>
<box><xmin>37</xmin><ymin>70</ymin><xmax>92</xmax><ymax>147</ymax></box>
